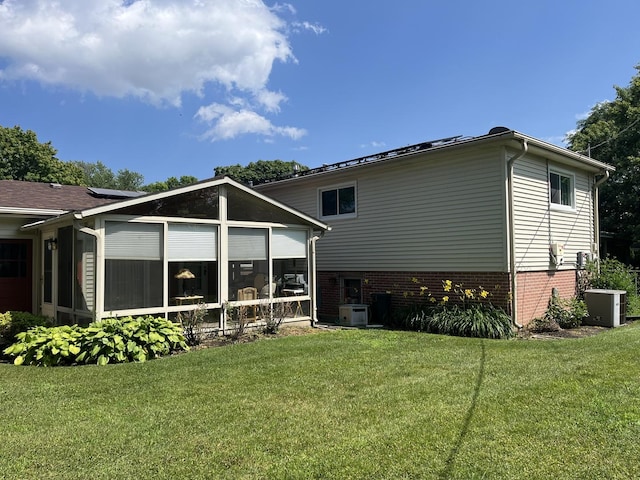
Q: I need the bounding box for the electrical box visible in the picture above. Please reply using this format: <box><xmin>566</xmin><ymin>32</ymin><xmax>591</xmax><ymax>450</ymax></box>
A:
<box><xmin>576</xmin><ymin>251</ymin><xmax>589</xmax><ymax>268</ymax></box>
<box><xmin>550</xmin><ymin>243</ymin><xmax>564</xmax><ymax>266</ymax></box>
<box><xmin>583</xmin><ymin>289</ymin><xmax>627</xmax><ymax>327</ymax></box>
<box><xmin>338</xmin><ymin>304</ymin><xmax>369</xmax><ymax>327</ymax></box>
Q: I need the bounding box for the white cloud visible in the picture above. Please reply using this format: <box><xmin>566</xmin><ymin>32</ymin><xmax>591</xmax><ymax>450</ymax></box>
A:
<box><xmin>195</xmin><ymin>103</ymin><xmax>306</xmax><ymax>141</ymax></box>
<box><xmin>0</xmin><ymin>0</ymin><xmax>294</xmax><ymax>105</ymax></box>
<box><xmin>360</xmin><ymin>141</ymin><xmax>386</xmax><ymax>149</ymax></box>
<box><xmin>0</xmin><ymin>0</ymin><xmax>321</xmax><ymax>141</ymax></box>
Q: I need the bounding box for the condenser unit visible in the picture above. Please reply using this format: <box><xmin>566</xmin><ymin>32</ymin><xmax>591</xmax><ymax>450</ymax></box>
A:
<box><xmin>338</xmin><ymin>304</ymin><xmax>369</xmax><ymax>327</ymax></box>
<box><xmin>583</xmin><ymin>289</ymin><xmax>627</xmax><ymax>327</ymax></box>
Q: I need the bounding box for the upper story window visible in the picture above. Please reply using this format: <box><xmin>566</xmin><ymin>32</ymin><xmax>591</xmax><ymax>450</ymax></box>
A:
<box><xmin>549</xmin><ymin>171</ymin><xmax>574</xmax><ymax>208</ymax></box>
<box><xmin>320</xmin><ymin>184</ymin><xmax>356</xmax><ymax>219</ymax></box>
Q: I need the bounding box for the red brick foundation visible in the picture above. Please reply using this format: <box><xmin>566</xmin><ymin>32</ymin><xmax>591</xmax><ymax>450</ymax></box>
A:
<box><xmin>317</xmin><ymin>269</ymin><xmax>578</xmax><ymax>326</ymax></box>
<box><xmin>317</xmin><ymin>271</ymin><xmax>511</xmax><ymax>322</ymax></box>
<box><xmin>515</xmin><ymin>270</ymin><xmax>577</xmax><ymax>325</ymax></box>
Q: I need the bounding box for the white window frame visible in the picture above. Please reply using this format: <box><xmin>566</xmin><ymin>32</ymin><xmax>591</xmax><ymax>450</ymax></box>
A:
<box><xmin>318</xmin><ymin>182</ymin><xmax>357</xmax><ymax>220</ymax></box>
<box><xmin>549</xmin><ymin>169</ymin><xmax>575</xmax><ymax>211</ymax></box>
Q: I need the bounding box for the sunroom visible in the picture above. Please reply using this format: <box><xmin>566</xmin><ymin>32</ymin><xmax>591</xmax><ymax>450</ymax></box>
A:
<box><xmin>23</xmin><ymin>177</ymin><xmax>330</xmax><ymax>331</ymax></box>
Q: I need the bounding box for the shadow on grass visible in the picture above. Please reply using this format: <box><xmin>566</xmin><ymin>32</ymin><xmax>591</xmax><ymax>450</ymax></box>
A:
<box><xmin>439</xmin><ymin>340</ymin><xmax>486</xmax><ymax>479</ymax></box>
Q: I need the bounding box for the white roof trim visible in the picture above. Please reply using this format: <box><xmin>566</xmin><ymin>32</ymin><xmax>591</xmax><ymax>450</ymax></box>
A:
<box><xmin>0</xmin><ymin>207</ymin><xmax>67</xmax><ymax>217</ymax></box>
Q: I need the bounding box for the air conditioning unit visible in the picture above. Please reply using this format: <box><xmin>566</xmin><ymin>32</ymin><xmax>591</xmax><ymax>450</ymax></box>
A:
<box><xmin>583</xmin><ymin>289</ymin><xmax>627</xmax><ymax>327</ymax></box>
<box><xmin>338</xmin><ymin>304</ymin><xmax>369</xmax><ymax>327</ymax></box>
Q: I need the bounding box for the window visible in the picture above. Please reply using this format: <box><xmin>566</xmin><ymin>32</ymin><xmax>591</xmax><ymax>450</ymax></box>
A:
<box><xmin>549</xmin><ymin>171</ymin><xmax>574</xmax><ymax>208</ymax></box>
<box><xmin>168</xmin><ymin>223</ymin><xmax>218</xmax><ymax>303</ymax></box>
<box><xmin>228</xmin><ymin>228</ymin><xmax>268</xmax><ymax>300</ymax></box>
<box><xmin>320</xmin><ymin>184</ymin><xmax>356</xmax><ymax>218</ymax></box>
<box><xmin>104</xmin><ymin>222</ymin><xmax>163</xmax><ymax>311</ymax></box>
<box><xmin>273</xmin><ymin>229</ymin><xmax>308</xmax><ymax>297</ymax></box>
<box><xmin>342</xmin><ymin>278</ymin><xmax>362</xmax><ymax>304</ymax></box>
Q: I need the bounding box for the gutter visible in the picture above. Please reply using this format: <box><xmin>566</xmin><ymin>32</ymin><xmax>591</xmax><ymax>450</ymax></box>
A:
<box><xmin>507</xmin><ymin>138</ymin><xmax>528</xmax><ymax>328</ymax></box>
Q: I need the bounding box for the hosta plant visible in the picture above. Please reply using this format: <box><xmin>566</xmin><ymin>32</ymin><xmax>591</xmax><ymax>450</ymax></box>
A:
<box><xmin>3</xmin><ymin>316</ymin><xmax>188</xmax><ymax>367</ymax></box>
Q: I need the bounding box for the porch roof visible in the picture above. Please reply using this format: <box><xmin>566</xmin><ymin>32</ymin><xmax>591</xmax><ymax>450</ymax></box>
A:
<box><xmin>19</xmin><ymin>176</ymin><xmax>331</xmax><ymax>232</ymax></box>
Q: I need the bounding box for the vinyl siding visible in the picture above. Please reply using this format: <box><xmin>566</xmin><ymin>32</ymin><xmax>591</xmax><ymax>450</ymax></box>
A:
<box><xmin>258</xmin><ymin>147</ymin><xmax>507</xmax><ymax>272</ymax></box>
<box><xmin>0</xmin><ymin>217</ymin><xmax>34</xmax><ymax>237</ymax></box>
<box><xmin>512</xmin><ymin>156</ymin><xmax>594</xmax><ymax>271</ymax></box>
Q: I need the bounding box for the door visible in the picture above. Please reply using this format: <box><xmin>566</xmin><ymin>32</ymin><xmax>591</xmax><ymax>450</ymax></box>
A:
<box><xmin>0</xmin><ymin>239</ymin><xmax>33</xmax><ymax>312</ymax></box>
<box><xmin>41</xmin><ymin>234</ymin><xmax>55</xmax><ymax>318</ymax></box>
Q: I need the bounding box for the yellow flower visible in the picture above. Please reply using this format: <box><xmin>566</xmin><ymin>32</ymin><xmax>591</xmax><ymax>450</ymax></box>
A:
<box><xmin>464</xmin><ymin>289</ymin><xmax>474</xmax><ymax>298</ymax></box>
<box><xmin>443</xmin><ymin>280</ymin><xmax>452</xmax><ymax>292</ymax></box>
<box><xmin>411</xmin><ymin>277</ymin><xmax>419</xmax><ymax>283</ymax></box>
<box><xmin>480</xmin><ymin>290</ymin><xmax>489</xmax><ymax>298</ymax></box>
<box><xmin>430</xmin><ymin>297</ymin><xmax>436</xmax><ymax>303</ymax></box>
<box><xmin>442</xmin><ymin>296</ymin><xmax>449</xmax><ymax>303</ymax></box>
<box><xmin>419</xmin><ymin>286</ymin><xmax>428</xmax><ymax>295</ymax></box>
<box><xmin>364</xmin><ymin>278</ymin><xmax>369</xmax><ymax>284</ymax></box>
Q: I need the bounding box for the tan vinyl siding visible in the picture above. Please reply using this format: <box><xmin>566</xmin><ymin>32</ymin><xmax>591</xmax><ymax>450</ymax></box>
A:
<box><xmin>513</xmin><ymin>157</ymin><xmax>594</xmax><ymax>271</ymax></box>
<box><xmin>0</xmin><ymin>217</ymin><xmax>33</xmax><ymax>237</ymax></box>
<box><xmin>259</xmin><ymin>148</ymin><xmax>508</xmax><ymax>272</ymax></box>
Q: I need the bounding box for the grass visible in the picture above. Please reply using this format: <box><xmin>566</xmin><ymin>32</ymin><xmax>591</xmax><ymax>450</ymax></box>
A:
<box><xmin>2</xmin><ymin>324</ymin><xmax>640</xmax><ymax>479</ymax></box>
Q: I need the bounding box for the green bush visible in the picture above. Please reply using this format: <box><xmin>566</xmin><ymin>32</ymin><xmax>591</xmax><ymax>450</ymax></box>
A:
<box><xmin>587</xmin><ymin>257</ymin><xmax>640</xmax><ymax>315</ymax></box>
<box><xmin>399</xmin><ymin>304</ymin><xmax>514</xmax><ymax>339</ymax></box>
<box><xmin>544</xmin><ymin>295</ymin><xmax>588</xmax><ymax>329</ymax></box>
<box><xmin>0</xmin><ymin>311</ymin><xmax>52</xmax><ymax>355</ymax></box>
<box><xmin>3</xmin><ymin>316</ymin><xmax>188</xmax><ymax>366</ymax></box>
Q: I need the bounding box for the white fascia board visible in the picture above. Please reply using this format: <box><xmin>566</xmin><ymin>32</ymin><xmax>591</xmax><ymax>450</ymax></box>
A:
<box><xmin>0</xmin><ymin>207</ymin><xmax>66</xmax><ymax>217</ymax></box>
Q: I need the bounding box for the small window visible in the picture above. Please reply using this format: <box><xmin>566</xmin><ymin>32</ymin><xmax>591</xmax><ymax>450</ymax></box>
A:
<box><xmin>342</xmin><ymin>278</ymin><xmax>362</xmax><ymax>304</ymax></box>
<box><xmin>320</xmin><ymin>184</ymin><xmax>356</xmax><ymax>218</ymax></box>
<box><xmin>549</xmin><ymin>171</ymin><xmax>574</xmax><ymax>208</ymax></box>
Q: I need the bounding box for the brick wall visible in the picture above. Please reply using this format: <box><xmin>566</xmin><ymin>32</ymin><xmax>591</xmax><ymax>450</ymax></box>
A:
<box><xmin>317</xmin><ymin>269</ymin><xmax>578</xmax><ymax>326</ymax></box>
<box><xmin>515</xmin><ymin>269</ymin><xmax>577</xmax><ymax>324</ymax></box>
<box><xmin>317</xmin><ymin>271</ymin><xmax>511</xmax><ymax>322</ymax></box>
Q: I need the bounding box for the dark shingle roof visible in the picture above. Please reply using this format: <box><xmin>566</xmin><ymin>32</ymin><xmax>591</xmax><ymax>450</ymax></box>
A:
<box><xmin>0</xmin><ymin>180</ymin><xmax>122</xmax><ymax>212</ymax></box>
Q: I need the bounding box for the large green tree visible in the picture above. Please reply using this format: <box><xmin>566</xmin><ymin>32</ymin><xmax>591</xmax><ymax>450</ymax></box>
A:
<box><xmin>0</xmin><ymin>125</ymin><xmax>85</xmax><ymax>184</ymax></box>
<box><xmin>215</xmin><ymin>159</ymin><xmax>307</xmax><ymax>185</ymax></box>
<box><xmin>142</xmin><ymin>175</ymin><xmax>199</xmax><ymax>193</ymax></box>
<box><xmin>566</xmin><ymin>65</ymin><xmax>640</xmax><ymax>258</ymax></box>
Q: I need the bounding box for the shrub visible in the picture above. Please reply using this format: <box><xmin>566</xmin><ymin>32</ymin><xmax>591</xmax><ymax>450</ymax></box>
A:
<box><xmin>262</xmin><ymin>301</ymin><xmax>288</xmax><ymax>335</ymax></box>
<box><xmin>587</xmin><ymin>257</ymin><xmax>640</xmax><ymax>315</ymax></box>
<box><xmin>399</xmin><ymin>304</ymin><xmax>514</xmax><ymax>339</ymax></box>
<box><xmin>177</xmin><ymin>303</ymin><xmax>208</xmax><ymax>346</ymax></box>
<box><xmin>3</xmin><ymin>316</ymin><xmax>188</xmax><ymax>366</ymax></box>
<box><xmin>544</xmin><ymin>294</ymin><xmax>588</xmax><ymax>329</ymax></box>
<box><xmin>0</xmin><ymin>311</ymin><xmax>52</xmax><ymax>355</ymax></box>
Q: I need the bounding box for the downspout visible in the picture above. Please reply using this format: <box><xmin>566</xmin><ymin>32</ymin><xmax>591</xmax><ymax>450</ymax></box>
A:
<box><xmin>507</xmin><ymin>138</ymin><xmax>528</xmax><ymax>328</ymax></box>
<box><xmin>310</xmin><ymin>230</ymin><xmax>326</xmax><ymax>327</ymax></box>
<box><xmin>592</xmin><ymin>171</ymin><xmax>610</xmax><ymax>269</ymax></box>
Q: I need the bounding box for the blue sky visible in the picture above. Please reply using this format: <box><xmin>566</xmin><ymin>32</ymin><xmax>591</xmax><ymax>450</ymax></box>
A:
<box><xmin>1</xmin><ymin>1</ymin><xmax>639</xmax><ymax>184</ymax></box>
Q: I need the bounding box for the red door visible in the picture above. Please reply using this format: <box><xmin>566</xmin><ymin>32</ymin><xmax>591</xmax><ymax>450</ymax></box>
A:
<box><xmin>0</xmin><ymin>239</ymin><xmax>33</xmax><ymax>312</ymax></box>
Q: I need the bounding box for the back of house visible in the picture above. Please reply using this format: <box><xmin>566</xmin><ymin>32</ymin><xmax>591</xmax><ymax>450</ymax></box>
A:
<box><xmin>255</xmin><ymin>128</ymin><xmax>614</xmax><ymax>326</ymax></box>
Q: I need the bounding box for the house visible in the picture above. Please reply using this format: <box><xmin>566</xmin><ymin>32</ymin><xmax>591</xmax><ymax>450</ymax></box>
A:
<box><xmin>0</xmin><ymin>177</ymin><xmax>329</xmax><ymax>330</ymax></box>
<box><xmin>254</xmin><ymin>128</ymin><xmax>615</xmax><ymax>326</ymax></box>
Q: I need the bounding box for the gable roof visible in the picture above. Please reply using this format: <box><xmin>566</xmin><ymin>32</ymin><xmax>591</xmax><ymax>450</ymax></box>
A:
<box><xmin>19</xmin><ymin>176</ymin><xmax>330</xmax><ymax>232</ymax></box>
<box><xmin>0</xmin><ymin>180</ymin><xmax>128</xmax><ymax>215</ymax></box>
<box><xmin>254</xmin><ymin>128</ymin><xmax>615</xmax><ymax>187</ymax></box>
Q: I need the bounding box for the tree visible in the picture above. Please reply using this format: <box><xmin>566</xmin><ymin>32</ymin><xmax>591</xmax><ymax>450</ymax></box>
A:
<box><xmin>114</xmin><ymin>169</ymin><xmax>145</xmax><ymax>191</ymax></box>
<box><xmin>566</xmin><ymin>65</ymin><xmax>640</xmax><ymax>261</ymax></box>
<box><xmin>142</xmin><ymin>175</ymin><xmax>199</xmax><ymax>193</ymax></box>
<box><xmin>215</xmin><ymin>159</ymin><xmax>307</xmax><ymax>185</ymax></box>
<box><xmin>0</xmin><ymin>125</ymin><xmax>85</xmax><ymax>185</ymax></box>
<box><xmin>73</xmin><ymin>160</ymin><xmax>117</xmax><ymax>189</ymax></box>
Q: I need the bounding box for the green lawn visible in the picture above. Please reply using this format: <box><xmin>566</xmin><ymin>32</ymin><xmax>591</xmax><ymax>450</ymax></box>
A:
<box><xmin>2</xmin><ymin>324</ymin><xmax>640</xmax><ymax>479</ymax></box>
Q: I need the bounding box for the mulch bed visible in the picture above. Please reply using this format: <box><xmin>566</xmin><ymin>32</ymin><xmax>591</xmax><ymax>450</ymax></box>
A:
<box><xmin>518</xmin><ymin>324</ymin><xmax>611</xmax><ymax>340</ymax></box>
